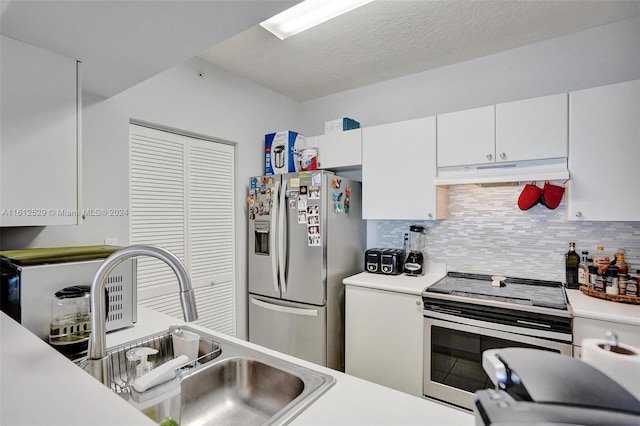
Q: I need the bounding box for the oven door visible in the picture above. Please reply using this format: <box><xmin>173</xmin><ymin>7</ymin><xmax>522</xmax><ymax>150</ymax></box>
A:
<box><xmin>423</xmin><ymin>312</ymin><xmax>572</xmax><ymax>411</ymax></box>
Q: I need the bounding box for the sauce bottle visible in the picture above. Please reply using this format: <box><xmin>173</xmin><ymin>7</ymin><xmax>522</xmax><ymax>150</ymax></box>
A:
<box><xmin>565</xmin><ymin>243</ymin><xmax>580</xmax><ymax>289</ymax></box>
<box><xmin>593</xmin><ymin>246</ymin><xmax>610</xmax><ymax>275</ymax></box>
<box><xmin>614</xmin><ymin>248</ymin><xmax>628</xmax><ymax>275</ymax></box>
<box><xmin>578</xmin><ymin>251</ymin><xmax>589</xmax><ymax>286</ymax></box>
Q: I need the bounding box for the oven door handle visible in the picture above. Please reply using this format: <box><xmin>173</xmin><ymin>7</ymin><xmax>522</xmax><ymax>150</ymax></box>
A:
<box><xmin>517</xmin><ymin>319</ymin><xmax>552</xmax><ymax>329</ymax></box>
<box><xmin>424</xmin><ymin>306</ymin><xmax>462</xmax><ymax>316</ymax></box>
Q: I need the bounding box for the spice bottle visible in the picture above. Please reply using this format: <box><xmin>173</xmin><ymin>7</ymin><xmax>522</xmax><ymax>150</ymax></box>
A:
<box><xmin>593</xmin><ymin>246</ymin><xmax>610</xmax><ymax>275</ymax></box>
<box><xmin>565</xmin><ymin>243</ymin><xmax>580</xmax><ymax>289</ymax></box>
<box><xmin>605</xmin><ymin>266</ymin><xmax>619</xmax><ymax>295</ymax></box>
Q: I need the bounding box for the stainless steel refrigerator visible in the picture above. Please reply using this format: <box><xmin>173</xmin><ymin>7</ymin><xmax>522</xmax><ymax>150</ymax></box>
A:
<box><xmin>247</xmin><ymin>170</ymin><xmax>365</xmax><ymax>371</ymax></box>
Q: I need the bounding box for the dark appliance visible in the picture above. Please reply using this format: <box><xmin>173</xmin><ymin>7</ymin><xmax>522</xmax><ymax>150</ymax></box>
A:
<box><xmin>422</xmin><ymin>272</ymin><xmax>572</xmax><ymax>411</ymax></box>
<box><xmin>380</xmin><ymin>249</ymin><xmax>405</xmax><ymax>275</ymax></box>
<box><xmin>475</xmin><ymin>348</ymin><xmax>640</xmax><ymax>425</ymax></box>
<box><xmin>404</xmin><ymin>225</ymin><xmax>426</xmax><ymax>276</ymax></box>
<box><xmin>364</xmin><ymin>248</ymin><xmax>383</xmax><ymax>273</ymax></box>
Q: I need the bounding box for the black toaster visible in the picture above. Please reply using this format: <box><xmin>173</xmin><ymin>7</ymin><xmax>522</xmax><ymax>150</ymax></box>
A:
<box><xmin>365</xmin><ymin>248</ymin><xmax>384</xmax><ymax>273</ymax></box>
<box><xmin>365</xmin><ymin>248</ymin><xmax>405</xmax><ymax>275</ymax></box>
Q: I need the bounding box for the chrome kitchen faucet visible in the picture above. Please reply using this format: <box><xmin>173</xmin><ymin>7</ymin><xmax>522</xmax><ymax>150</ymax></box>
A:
<box><xmin>86</xmin><ymin>245</ymin><xmax>198</xmax><ymax>387</ymax></box>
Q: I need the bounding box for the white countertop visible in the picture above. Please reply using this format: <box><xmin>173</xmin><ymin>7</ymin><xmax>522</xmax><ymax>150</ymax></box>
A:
<box><xmin>1</xmin><ymin>307</ymin><xmax>473</xmax><ymax>426</ymax></box>
<box><xmin>343</xmin><ymin>263</ymin><xmax>447</xmax><ymax>295</ymax></box>
<box><xmin>566</xmin><ymin>288</ymin><xmax>640</xmax><ymax>326</ymax></box>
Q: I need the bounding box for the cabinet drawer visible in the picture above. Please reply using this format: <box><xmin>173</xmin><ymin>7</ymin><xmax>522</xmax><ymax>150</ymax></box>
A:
<box><xmin>572</xmin><ymin>316</ymin><xmax>640</xmax><ymax>347</ymax></box>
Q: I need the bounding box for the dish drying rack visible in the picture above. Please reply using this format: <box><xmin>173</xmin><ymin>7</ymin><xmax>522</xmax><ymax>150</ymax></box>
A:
<box><xmin>77</xmin><ymin>327</ymin><xmax>222</xmax><ymax>393</ymax></box>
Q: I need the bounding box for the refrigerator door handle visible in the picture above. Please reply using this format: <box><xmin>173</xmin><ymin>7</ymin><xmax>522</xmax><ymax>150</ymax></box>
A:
<box><xmin>270</xmin><ymin>180</ymin><xmax>280</xmax><ymax>294</ymax></box>
<box><xmin>278</xmin><ymin>179</ymin><xmax>288</xmax><ymax>294</ymax></box>
<box><xmin>251</xmin><ymin>297</ymin><xmax>318</xmax><ymax>317</ymax></box>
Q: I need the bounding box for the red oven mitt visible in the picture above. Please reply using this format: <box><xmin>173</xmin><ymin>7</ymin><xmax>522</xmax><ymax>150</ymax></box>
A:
<box><xmin>540</xmin><ymin>181</ymin><xmax>565</xmax><ymax>210</ymax></box>
<box><xmin>517</xmin><ymin>182</ymin><xmax>542</xmax><ymax>210</ymax></box>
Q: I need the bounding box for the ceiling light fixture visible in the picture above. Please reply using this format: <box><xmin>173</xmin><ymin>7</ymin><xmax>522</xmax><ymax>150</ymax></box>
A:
<box><xmin>260</xmin><ymin>0</ymin><xmax>374</xmax><ymax>40</ymax></box>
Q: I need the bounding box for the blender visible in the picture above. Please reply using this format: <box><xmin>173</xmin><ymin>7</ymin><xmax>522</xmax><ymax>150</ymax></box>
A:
<box><xmin>404</xmin><ymin>225</ymin><xmax>426</xmax><ymax>276</ymax></box>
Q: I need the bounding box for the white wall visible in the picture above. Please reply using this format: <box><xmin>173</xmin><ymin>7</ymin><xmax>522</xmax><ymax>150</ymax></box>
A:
<box><xmin>1</xmin><ymin>57</ymin><xmax>301</xmax><ymax>338</ymax></box>
<box><xmin>298</xmin><ymin>16</ymin><xmax>640</xmax><ymax>135</ymax></box>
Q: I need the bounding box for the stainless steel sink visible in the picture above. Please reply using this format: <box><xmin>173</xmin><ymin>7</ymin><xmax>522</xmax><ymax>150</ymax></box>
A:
<box><xmin>181</xmin><ymin>357</ymin><xmax>304</xmax><ymax>426</ymax></box>
<box><xmin>79</xmin><ymin>326</ymin><xmax>335</xmax><ymax>425</ymax></box>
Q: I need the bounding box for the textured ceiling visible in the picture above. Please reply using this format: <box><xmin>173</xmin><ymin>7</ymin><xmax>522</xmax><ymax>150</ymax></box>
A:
<box><xmin>199</xmin><ymin>0</ymin><xmax>640</xmax><ymax>101</ymax></box>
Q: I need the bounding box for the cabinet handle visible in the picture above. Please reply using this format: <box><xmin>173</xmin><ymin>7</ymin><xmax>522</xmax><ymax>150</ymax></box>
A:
<box><xmin>499</xmin><ymin>152</ymin><xmax>506</xmax><ymax>159</ymax></box>
<box><xmin>415</xmin><ymin>300</ymin><xmax>421</xmax><ymax>306</ymax></box>
<box><xmin>486</xmin><ymin>154</ymin><xmax>493</xmax><ymax>160</ymax></box>
<box><xmin>428</xmin><ymin>213</ymin><xmax>433</xmax><ymax>218</ymax></box>
<box><xmin>575</xmin><ymin>211</ymin><xmax>583</xmax><ymax>218</ymax></box>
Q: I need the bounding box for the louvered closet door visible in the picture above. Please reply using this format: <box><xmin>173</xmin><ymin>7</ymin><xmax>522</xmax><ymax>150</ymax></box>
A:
<box><xmin>129</xmin><ymin>125</ymin><xmax>236</xmax><ymax>336</ymax></box>
<box><xmin>186</xmin><ymin>137</ymin><xmax>235</xmax><ymax>334</ymax></box>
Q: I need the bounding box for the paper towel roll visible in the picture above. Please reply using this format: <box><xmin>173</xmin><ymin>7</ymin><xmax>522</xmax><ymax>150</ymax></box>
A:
<box><xmin>581</xmin><ymin>338</ymin><xmax>640</xmax><ymax>400</ymax></box>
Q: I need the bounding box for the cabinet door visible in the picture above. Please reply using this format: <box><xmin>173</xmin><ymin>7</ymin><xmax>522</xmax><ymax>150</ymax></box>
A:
<box><xmin>316</xmin><ymin>128</ymin><xmax>361</xmax><ymax>169</ymax></box>
<box><xmin>436</xmin><ymin>105</ymin><xmax>495</xmax><ymax>167</ymax></box>
<box><xmin>0</xmin><ymin>36</ymin><xmax>80</xmax><ymax>226</ymax></box>
<box><xmin>568</xmin><ymin>80</ymin><xmax>640</xmax><ymax>221</ymax></box>
<box><xmin>362</xmin><ymin>117</ymin><xmax>446</xmax><ymax>220</ymax></box>
<box><xmin>345</xmin><ymin>285</ymin><xmax>424</xmax><ymax>397</ymax></box>
<box><xmin>496</xmin><ymin>93</ymin><xmax>568</xmax><ymax>162</ymax></box>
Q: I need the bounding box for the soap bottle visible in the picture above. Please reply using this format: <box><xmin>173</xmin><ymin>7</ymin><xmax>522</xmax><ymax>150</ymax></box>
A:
<box><xmin>135</xmin><ymin>347</ymin><xmax>158</xmax><ymax>378</ymax></box>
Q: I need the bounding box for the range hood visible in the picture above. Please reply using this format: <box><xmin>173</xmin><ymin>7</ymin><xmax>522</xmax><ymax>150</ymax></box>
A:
<box><xmin>433</xmin><ymin>158</ymin><xmax>569</xmax><ymax>186</ymax></box>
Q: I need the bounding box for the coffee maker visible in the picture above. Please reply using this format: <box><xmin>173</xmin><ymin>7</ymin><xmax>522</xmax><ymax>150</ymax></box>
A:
<box><xmin>404</xmin><ymin>225</ymin><xmax>426</xmax><ymax>276</ymax></box>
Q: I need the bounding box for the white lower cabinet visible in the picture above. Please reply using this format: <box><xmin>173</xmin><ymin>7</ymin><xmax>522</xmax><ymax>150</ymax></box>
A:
<box><xmin>572</xmin><ymin>316</ymin><xmax>640</xmax><ymax>359</ymax></box>
<box><xmin>568</xmin><ymin>79</ymin><xmax>640</xmax><ymax>221</ymax></box>
<box><xmin>345</xmin><ymin>285</ymin><xmax>424</xmax><ymax>396</ymax></box>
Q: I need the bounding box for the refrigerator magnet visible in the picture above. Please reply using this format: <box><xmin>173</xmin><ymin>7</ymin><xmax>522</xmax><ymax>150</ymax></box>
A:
<box><xmin>307</xmin><ymin>214</ymin><xmax>319</xmax><ymax>225</ymax></box>
<box><xmin>307</xmin><ymin>225</ymin><xmax>321</xmax><ymax>246</ymax></box>
<box><xmin>298</xmin><ymin>210</ymin><xmax>307</xmax><ymax>224</ymax></box>
<box><xmin>311</xmin><ymin>173</ymin><xmax>321</xmax><ymax>187</ymax></box>
<box><xmin>309</xmin><ymin>186</ymin><xmax>320</xmax><ymax>199</ymax></box>
<box><xmin>289</xmin><ymin>199</ymin><xmax>296</xmax><ymax>210</ymax></box>
<box><xmin>290</xmin><ymin>178</ymin><xmax>300</xmax><ymax>188</ymax></box>
<box><xmin>297</xmin><ymin>195</ymin><xmax>307</xmax><ymax>210</ymax></box>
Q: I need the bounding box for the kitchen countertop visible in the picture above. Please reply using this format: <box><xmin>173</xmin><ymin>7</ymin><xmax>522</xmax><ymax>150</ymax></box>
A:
<box><xmin>566</xmin><ymin>288</ymin><xmax>640</xmax><ymax>326</ymax></box>
<box><xmin>1</xmin><ymin>307</ymin><xmax>474</xmax><ymax>426</ymax></box>
<box><xmin>343</xmin><ymin>262</ymin><xmax>447</xmax><ymax>295</ymax></box>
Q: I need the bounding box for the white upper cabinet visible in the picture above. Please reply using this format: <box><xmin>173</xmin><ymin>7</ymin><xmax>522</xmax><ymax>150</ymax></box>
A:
<box><xmin>496</xmin><ymin>93</ymin><xmax>568</xmax><ymax>162</ymax></box>
<box><xmin>436</xmin><ymin>105</ymin><xmax>495</xmax><ymax>167</ymax></box>
<box><xmin>362</xmin><ymin>117</ymin><xmax>447</xmax><ymax>220</ymax></box>
<box><xmin>0</xmin><ymin>36</ymin><xmax>80</xmax><ymax>226</ymax></box>
<box><xmin>437</xmin><ymin>94</ymin><xmax>568</xmax><ymax>168</ymax></box>
<box><xmin>316</xmin><ymin>128</ymin><xmax>362</xmax><ymax>170</ymax></box>
<box><xmin>568</xmin><ymin>80</ymin><xmax>640</xmax><ymax>221</ymax></box>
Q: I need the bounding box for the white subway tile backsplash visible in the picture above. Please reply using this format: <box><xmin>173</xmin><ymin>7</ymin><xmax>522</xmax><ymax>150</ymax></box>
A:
<box><xmin>375</xmin><ymin>184</ymin><xmax>640</xmax><ymax>282</ymax></box>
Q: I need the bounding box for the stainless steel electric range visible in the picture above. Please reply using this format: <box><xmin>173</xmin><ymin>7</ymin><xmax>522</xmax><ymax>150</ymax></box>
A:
<box><xmin>422</xmin><ymin>272</ymin><xmax>573</xmax><ymax>411</ymax></box>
